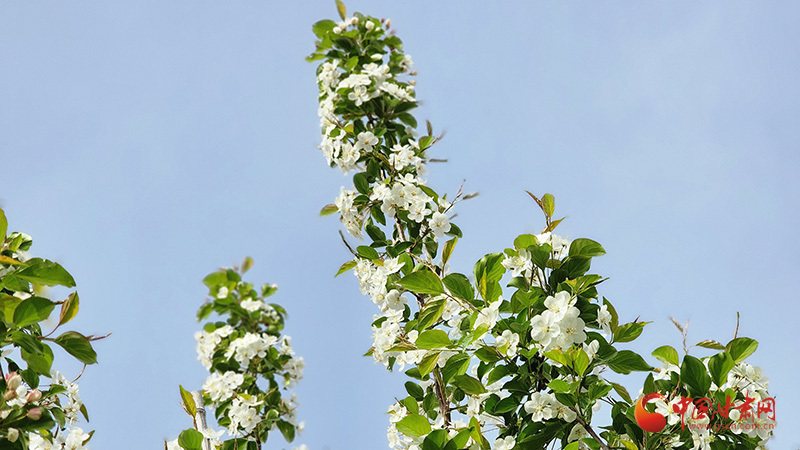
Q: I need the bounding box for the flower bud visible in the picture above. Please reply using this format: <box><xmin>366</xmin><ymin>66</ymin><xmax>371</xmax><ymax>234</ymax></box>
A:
<box><xmin>4</xmin><ymin>389</ymin><xmax>17</xmax><ymax>401</ymax></box>
<box><xmin>26</xmin><ymin>407</ymin><xmax>42</xmax><ymax>420</ymax></box>
<box><xmin>5</xmin><ymin>372</ymin><xmax>21</xmax><ymax>391</ymax></box>
<box><xmin>7</xmin><ymin>428</ymin><xmax>18</xmax><ymax>442</ymax></box>
<box><xmin>365</xmin><ymin>21</ymin><xmax>375</xmax><ymax>31</ymax></box>
<box><xmin>27</xmin><ymin>389</ymin><xmax>42</xmax><ymax>403</ymax></box>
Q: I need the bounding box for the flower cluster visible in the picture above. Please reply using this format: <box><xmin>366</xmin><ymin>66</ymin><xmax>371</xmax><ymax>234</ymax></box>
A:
<box><xmin>167</xmin><ymin>259</ymin><xmax>305</xmax><ymax>450</ymax></box>
<box><xmin>0</xmin><ymin>211</ymin><xmax>99</xmax><ymax>450</ymax></box>
<box><xmin>310</xmin><ymin>6</ymin><xmax>774</xmax><ymax>450</ymax></box>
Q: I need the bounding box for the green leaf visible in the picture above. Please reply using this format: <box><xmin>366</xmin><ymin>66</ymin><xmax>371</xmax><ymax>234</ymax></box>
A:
<box><xmin>541</xmin><ymin>193</ymin><xmax>555</xmax><ymax>217</ymax></box>
<box><xmin>442</xmin><ymin>273</ymin><xmax>474</xmax><ymax>301</ymax></box>
<box><xmin>568</xmin><ymin>239</ymin><xmax>606</xmax><ymax>258</ymax></box>
<box><xmin>544</xmin><ymin>348</ymin><xmax>570</xmax><ymax>367</ymax></box>
<box><xmin>179</xmin><ymin>385</ymin><xmax>196</xmax><ymax>417</ymax></box>
<box><xmin>608</xmin><ymin>350</ymin><xmax>653</xmax><ymax>374</ymax></box>
<box><xmin>613</xmin><ymin>322</ymin><xmax>645</xmax><ymax>343</ymax></box>
<box><xmin>54</xmin><ymin>331</ymin><xmax>98</xmax><ymax>365</ymax></box>
<box><xmin>681</xmin><ymin>355</ymin><xmax>711</xmax><ymax>396</ymax></box>
<box><xmin>396</xmin><ymin>414</ymin><xmax>432</xmax><ymax>438</ymax></box>
<box><xmin>474</xmin><ymin>346</ymin><xmax>502</xmax><ymax>363</ymax></box>
<box><xmin>11</xmin><ymin>258</ymin><xmax>75</xmax><ymax>287</ymax></box>
<box><xmin>22</xmin><ymin>344</ymin><xmax>54</xmax><ymax>375</ymax></box>
<box><xmin>353</xmin><ymin>172</ymin><xmax>370</xmax><ymax>195</ymax></box>
<box><xmin>726</xmin><ymin>337</ymin><xmax>758</xmax><ymax>363</ymax></box>
<box><xmin>398</xmin><ymin>113</ymin><xmax>418</xmax><ymax>128</ymax></box>
<box><xmin>0</xmin><ymin>208</ymin><xmax>7</xmax><ymax>240</ymax></box>
<box><xmin>335</xmin><ymin>0</ymin><xmax>346</xmax><ymax>20</ymax></box>
<box><xmin>0</xmin><ymin>295</ymin><xmax>23</xmax><ymax>323</ymax></box>
<box><xmin>0</xmin><ymin>255</ymin><xmax>26</xmax><ymax>266</ymax></box>
<box><xmin>442</xmin><ymin>238</ymin><xmax>457</xmax><ymax>266</ymax></box>
<box><xmin>513</xmin><ymin>234</ymin><xmax>537</xmax><ymax>250</ymax></box>
<box><xmin>441</xmin><ymin>353</ymin><xmax>470</xmax><ymax>383</ymax></box>
<box><xmin>422</xmin><ymin>429</ymin><xmax>448</xmax><ymax>450</ymax></box>
<box><xmin>405</xmin><ymin>381</ymin><xmax>425</xmax><ymax>400</ymax></box>
<box><xmin>610</xmin><ymin>381</ymin><xmax>632</xmax><ymax>404</ymax></box>
<box><xmin>548</xmin><ymin>379</ymin><xmax>572</xmax><ymax>394</ymax></box>
<box><xmin>178</xmin><ymin>428</ymin><xmax>204</xmax><ymax>450</ymax></box>
<box><xmin>651</xmin><ymin>345</ymin><xmax>679</xmax><ymax>366</ymax></box>
<box><xmin>12</xmin><ymin>297</ymin><xmax>55</xmax><ymax>328</ymax></box>
<box><xmin>415</xmin><ymin>330</ymin><xmax>451</xmax><ymax>349</ymax></box>
<box><xmin>474</xmin><ymin>253</ymin><xmax>504</xmax><ymax>300</ymax></box>
<box><xmin>447</xmin><ymin>430</ymin><xmax>471</xmax><ymax>450</ymax></box>
<box><xmin>12</xmin><ymin>330</ymin><xmax>43</xmax><ymax>354</ymax></box>
<box><xmin>572</xmin><ymin>349</ymin><xmax>590</xmax><ymax>376</ymax></box>
<box><xmin>345</xmin><ymin>55</ymin><xmax>359</xmax><ymax>71</ymax></box>
<box><xmin>55</xmin><ymin>292</ymin><xmax>79</xmax><ymax>327</ymax></box>
<box><xmin>417</xmin><ymin>299</ymin><xmax>445</xmax><ymax>330</ymax></box>
<box><xmin>357</xmin><ymin>245</ymin><xmax>380</xmax><ymax>259</ymax></box>
<box><xmin>452</xmin><ymin>374</ymin><xmax>486</xmax><ymax>395</ymax></box>
<box><xmin>418</xmin><ymin>351</ymin><xmax>440</xmax><ymax>377</ymax></box>
<box><xmin>335</xmin><ymin>260</ymin><xmax>357</xmax><ymax>277</ymax></box>
<box><xmin>695</xmin><ymin>339</ymin><xmax>725</xmax><ymax>350</ymax></box>
<box><xmin>708</xmin><ymin>352</ymin><xmax>735</xmax><ymax>387</ymax></box>
<box><xmin>277</xmin><ymin>420</ymin><xmax>296</xmax><ymax>443</ymax></box>
<box><xmin>398</xmin><ymin>269</ymin><xmax>444</xmax><ymax>295</ymax></box>
<box><xmin>319</xmin><ymin>204</ymin><xmax>338</xmax><ymax>216</ymax></box>
<box><xmin>603</xmin><ymin>298</ymin><xmax>619</xmax><ymax>332</ymax></box>
<box><xmin>418</xmin><ymin>135</ymin><xmax>435</xmax><ymax>150</ymax></box>
<box><xmin>312</xmin><ymin>19</ymin><xmax>336</xmax><ymax>38</ymax></box>
<box><xmin>241</xmin><ymin>256</ymin><xmax>254</xmax><ymax>274</ymax></box>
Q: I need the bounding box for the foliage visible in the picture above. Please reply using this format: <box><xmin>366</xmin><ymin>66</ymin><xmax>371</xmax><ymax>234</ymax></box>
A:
<box><xmin>309</xmin><ymin>6</ymin><xmax>774</xmax><ymax>450</ymax></box>
<box><xmin>0</xmin><ymin>208</ymin><xmax>100</xmax><ymax>449</ymax></box>
<box><xmin>167</xmin><ymin>258</ymin><xmax>305</xmax><ymax>450</ymax></box>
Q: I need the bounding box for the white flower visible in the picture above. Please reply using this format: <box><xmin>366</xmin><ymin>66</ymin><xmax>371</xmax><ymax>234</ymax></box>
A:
<box><xmin>596</xmin><ymin>304</ymin><xmax>612</xmax><ymax>336</ymax></box>
<box><xmin>553</xmin><ymin>399</ymin><xmax>577</xmax><ymax>422</ymax></box>
<box><xmin>356</xmin><ymin>131</ymin><xmax>379</xmax><ymax>151</ymax></box>
<box><xmin>29</xmin><ymin>434</ymin><xmax>53</xmax><ymax>450</ymax></box>
<box><xmin>495</xmin><ymin>330</ymin><xmax>519</xmax><ymax>357</ymax></box>
<box><xmin>553</xmin><ymin>315</ymin><xmax>587</xmax><ymax>352</ymax></box>
<box><xmin>524</xmin><ymin>391</ymin><xmax>555</xmax><ymax>422</ymax></box>
<box><xmin>583</xmin><ymin>340</ymin><xmax>600</xmax><ymax>361</ymax></box>
<box><xmin>240</xmin><ymin>298</ymin><xmax>262</xmax><ymax>312</ymax></box>
<box><xmin>429</xmin><ymin>212</ymin><xmax>451</xmax><ymax>239</ymax></box>
<box><xmin>530</xmin><ymin>310</ymin><xmax>560</xmax><ymax>351</ymax></box>
<box><xmin>55</xmin><ymin>427</ymin><xmax>90</xmax><ymax>450</ymax></box>
<box><xmin>567</xmin><ymin>425</ymin><xmax>589</xmax><ymax>447</ymax></box>
<box><xmin>691</xmin><ymin>430</ymin><xmax>714</xmax><ymax>450</ymax></box>
<box><xmin>543</xmin><ymin>291</ymin><xmax>576</xmax><ymax>320</ymax></box>
<box><xmin>494</xmin><ymin>436</ymin><xmax>515</xmax><ymax>450</ymax></box>
<box><xmin>284</xmin><ymin>357</ymin><xmax>305</xmax><ymax>387</ymax></box>
<box><xmin>727</xmin><ymin>362</ymin><xmax>769</xmax><ymax>394</ymax></box>
<box><xmin>225</xmin><ymin>332</ymin><xmax>276</xmax><ymax>367</ymax></box>
<box><xmin>502</xmin><ymin>249</ymin><xmax>532</xmax><ymax>277</ymax></box>
<box><xmin>474</xmin><ymin>299</ymin><xmax>501</xmax><ymax>336</ymax></box>
<box><xmin>228</xmin><ymin>398</ymin><xmax>261</xmax><ymax>435</ymax></box>
<box><xmin>203</xmin><ymin>371</ymin><xmax>245</xmax><ymax>402</ymax></box>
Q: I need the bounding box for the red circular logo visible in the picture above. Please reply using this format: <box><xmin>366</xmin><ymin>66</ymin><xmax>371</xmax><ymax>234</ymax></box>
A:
<box><xmin>634</xmin><ymin>393</ymin><xmax>667</xmax><ymax>433</ymax></box>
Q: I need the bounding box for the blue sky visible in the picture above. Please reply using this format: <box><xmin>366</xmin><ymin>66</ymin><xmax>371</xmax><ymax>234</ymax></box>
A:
<box><xmin>1</xmin><ymin>1</ymin><xmax>798</xmax><ymax>449</ymax></box>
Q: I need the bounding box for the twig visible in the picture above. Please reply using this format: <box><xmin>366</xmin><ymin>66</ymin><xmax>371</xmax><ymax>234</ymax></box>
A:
<box><xmin>191</xmin><ymin>391</ymin><xmax>211</xmax><ymax>450</ymax></box>
<box><xmin>572</xmin><ymin>413</ymin><xmax>610</xmax><ymax>450</ymax></box>
<box><xmin>338</xmin><ymin>230</ymin><xmax>357</xmax><ymax>256</ymax></box>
